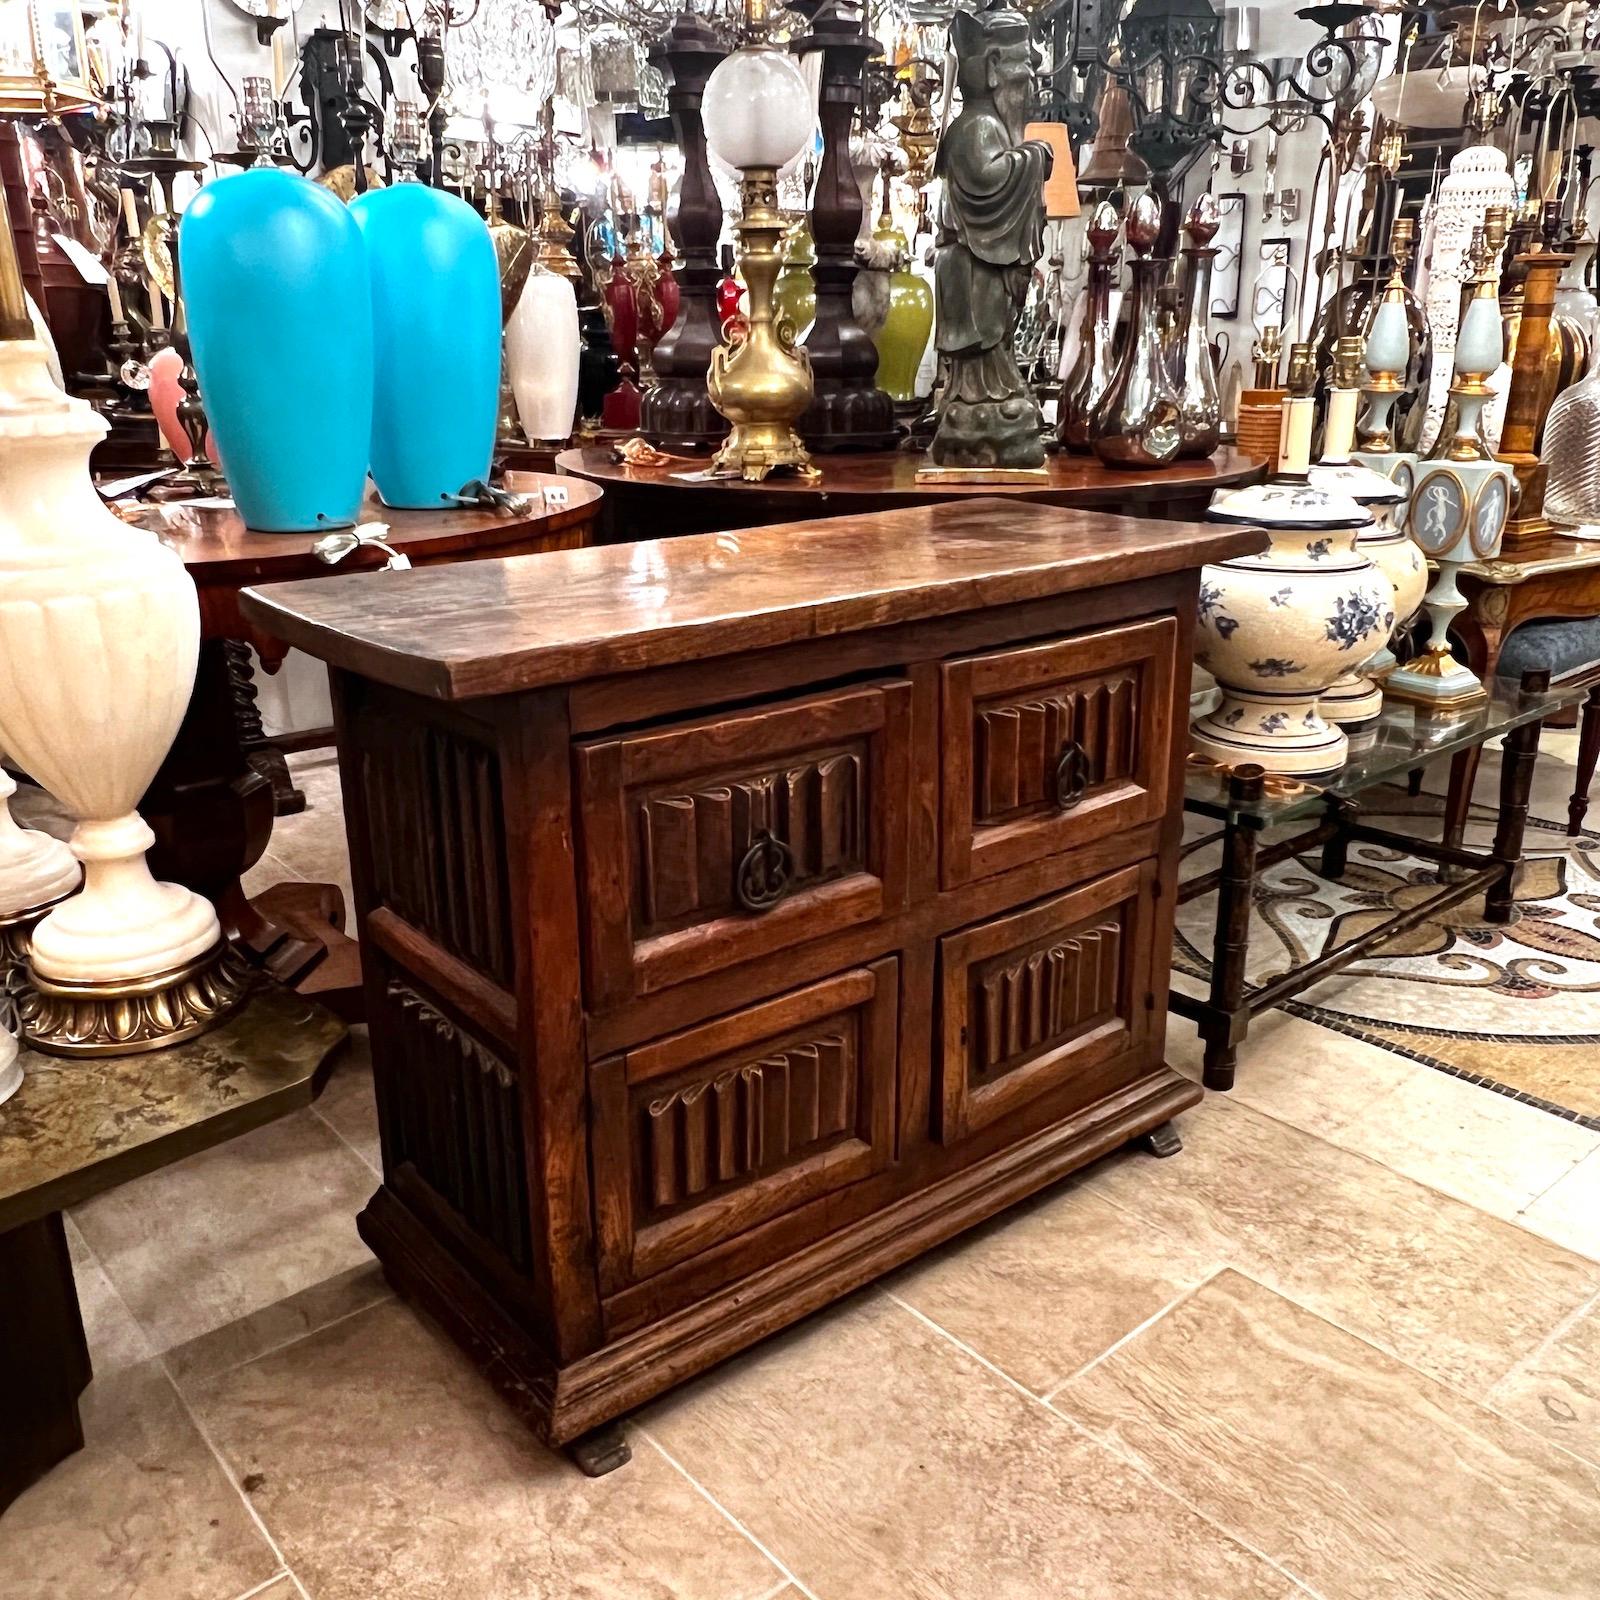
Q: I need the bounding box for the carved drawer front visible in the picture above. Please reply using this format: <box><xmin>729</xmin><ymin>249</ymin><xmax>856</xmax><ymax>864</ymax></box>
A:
<box><xmin>936</xmin><ymin>862</ymin><xmax>1157</xmax><ymax>1144</ymax></box>
<box><xmin>941</xmin><ymin>616</ymin><xmax>1178</xmax><ymax>888</ymax></box>
<box><xmin>576</xmin><ymin>682</ymin><xmax>912</xmax><ymax>1006</ymax></box>
<box><xmin>589</xmin><ymin>959</ymin><xmax>898</xmax><ymax>1292</ymax></box>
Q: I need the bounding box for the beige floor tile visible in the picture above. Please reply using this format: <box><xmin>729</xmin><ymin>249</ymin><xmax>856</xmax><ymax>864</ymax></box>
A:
<box><xmin>268</xmin><ymin>759</ymin><xmax>354</xmax><ymax>913</ymax></box>
<box><xmin>191</xmin><ymin>1299</ymin><xmax>780</xmax><ymax>1600</ymax></box>
<box><xmin>65</xmin><ymin>1214</ymin><xmax>153</xmax><ymax>1377</ymax></box>
<box><xmin>231</xmin><ymin>1580</ymin><xmax>299</xmax><ymax>1600</ymax></box>
<box><xmin>240</xmin><ymin>846</ymin><xmax>300</xmax><ymax>899</ymax></box>
<box><xmin>1329</xmin><ymin>1064</ymin><xmax>1600</xmax><ymax>1222</ymax></box>
<box><xmin>1078</xmin><ymin>1096</ymin><xmax>1600</xmax><ymax>1392</ymax></box>
<box><xmin>71</xmin><ymin>1109</ymin><xmax>377</xmax><ymax>1352</ymax></box>
<box><xmin>887</xmin><ymin>1182</ymin><xmax>1222</xmax><ymax>1395</ymax></box>
<box><xmin>645</xmin><ymin>1291</ymin><xmax>1302</xmax><ymax>1600</ymax></box>
<box><xmin>1489</xmin><ymin>1292</ymin><xmax>1600</xmax><ymax>1468</ymax></box>
<box><xmin>1055</xmin><ymin>1270</ymin><xmax>1600</xmax><ymax>1600</ymax></box>
<box><xmin>0</xmin><ymin>1359</ymin><xmax>279</xmax><ymax>1600</ymax></box>
<box><xmin>311</xmin><ymin>1026</ymin><xmax>381</xmax><ymax>1174</ymax></box>
<box><xmin>1519</xmin><ymin>1147</ymin><xmax>1600</xmax><ymax>1261</ymax></box>
<box><xmin>1164</xmin><ymin>1009</ymin><xmax>1420</xmax><ymax>1135</ymax></box>
<box><xmin>164</xmin><ymin>1261</ymin><xmax>391</xmax><ymax>1388</ymax></box>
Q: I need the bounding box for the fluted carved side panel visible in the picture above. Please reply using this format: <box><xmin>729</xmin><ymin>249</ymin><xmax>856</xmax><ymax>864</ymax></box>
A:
<box><xmin>640</xmin><ymin>1030</ymin><xmax>857</xmax><ymax>1215</ymax></box>
<box><xmin>975</xmin><ymin>672</ymin><xmax>1138</xmax><ymax>824</ymax></box>
<box><xmin>972</xmin><ymin>920</ymin><xmax>1122</xmax><ymax>1085</ymax></box>
<box><xmin>382</xmin><ymin>979</ymin><xmax>530</xmax><ymax>1272</ymax></box>
<box><xmin>358</xmin><ymin>718</ymin><xmax>515</xmax><ymax>986</ymax></box>
<box><xmin>635</xmin><ymin>749</ymin><xmax>865</xmax><ymax>932</ymax></box>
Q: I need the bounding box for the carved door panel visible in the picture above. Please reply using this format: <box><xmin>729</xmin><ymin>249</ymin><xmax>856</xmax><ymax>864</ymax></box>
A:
<box><xmin>940</xmin><ymin>617</ymin><xmax>1177</xmax><ymax>888</ymax></box>
<box><xmin>588</xmin><ymin>959</ymin><xmax>898</xmax><ymax>1293</ymax></box>
<box><xmin>576</xmin><ymin>681</ymin><xmax>913</xmax><ymax>1006</ymax></box>
<box><xmin>936</xmin><ymin>861</ymin><xmax>1158</xmax><ymax>1144</ymax></box>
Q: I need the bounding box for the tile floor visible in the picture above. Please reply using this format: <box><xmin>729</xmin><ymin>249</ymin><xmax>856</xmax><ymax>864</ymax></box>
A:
<box><xmin>4</xmin><ymin>745</ymin><xmax>1599</xmax><ymax>1599</ymax></box>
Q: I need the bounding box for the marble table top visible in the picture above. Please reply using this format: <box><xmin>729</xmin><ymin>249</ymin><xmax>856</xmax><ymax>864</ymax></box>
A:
<box><xmin>0</xmin><ymin>982</ymin><xmax>347</xmax><ymax>1231</ymax></box>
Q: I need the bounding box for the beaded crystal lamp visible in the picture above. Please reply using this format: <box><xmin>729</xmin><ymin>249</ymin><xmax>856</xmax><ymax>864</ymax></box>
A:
<box><xmin>0</xmin><ymin>186</ymin><xmax>246</xmax><ymax>1054</ymax></box>
<box><xmin>1385</xmin><ymin>270</ymin><xmax>1512</xmax><ymax>710</ymax></box>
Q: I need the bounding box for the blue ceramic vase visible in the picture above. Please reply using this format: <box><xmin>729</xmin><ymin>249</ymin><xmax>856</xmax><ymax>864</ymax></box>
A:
<box><xmin>179</xmin><ymin>169</ymin><xmax>372</xmax><ymax>532</ymax></box>
<box><xmin>349</xmin><ymin>183</ymin><xmax>500</xmax><ymax>508</ymax></box>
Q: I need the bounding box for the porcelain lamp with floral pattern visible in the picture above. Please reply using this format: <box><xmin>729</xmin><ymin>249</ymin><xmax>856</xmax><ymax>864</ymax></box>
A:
<box><xmin>1191</xmin><ymin>481</ymin><xmax>1391</xmax><ymax>776</ymax></box>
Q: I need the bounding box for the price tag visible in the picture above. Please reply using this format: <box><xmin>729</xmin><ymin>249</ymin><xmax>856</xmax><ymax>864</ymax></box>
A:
<box><xmin>52</xmin><ymin>234</ymin><xmax>109</xmax><ymax>286</ymax></box>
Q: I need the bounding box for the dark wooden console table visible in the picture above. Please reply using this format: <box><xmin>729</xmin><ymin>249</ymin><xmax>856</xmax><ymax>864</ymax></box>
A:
<box><xmin>556</xmin><ymin>444</ymin><xmax>1266</xmax><ymax>544</ymax></box>
<box><xmin>1174</xmin><ymin>670</ymin><xmax>1575</xmax><ymax>1090</ymax></box>
<box><xmin>127</xmin><ymin>473</ymin><xmax>603</xmax><ymax>1020</ymax></box>
<box><xmin>241</xmin><ymin>497</ymin><xmax>1260</xmax><ymax>1472</ymax></box>
<box><xmin>0</xmin><ymin>984</ymin><xmax>346</xmax><ymax>1515</ymax></box>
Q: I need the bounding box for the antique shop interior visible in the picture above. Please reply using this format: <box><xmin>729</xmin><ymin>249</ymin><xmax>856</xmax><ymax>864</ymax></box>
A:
<box><xmin>5</xmin><ymin>0</ymin><xmax>1600</xmax><ymax>1590</ymax></box>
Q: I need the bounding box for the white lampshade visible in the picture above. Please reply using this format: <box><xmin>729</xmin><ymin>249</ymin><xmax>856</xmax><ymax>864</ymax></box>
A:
<box><xmin>507</xmin><ymin>269</ymin><xmax>579</xmax><ymax>443</ymax></box>
<box><xmin>703</xmin><ymin>44</ymin><xmax>815</xmax><ymax>172</ymax></box>
<box><xmin>1363</xmin><ymin>294</ymin><xmax>1409</xmax><ymax>379</ymax></box>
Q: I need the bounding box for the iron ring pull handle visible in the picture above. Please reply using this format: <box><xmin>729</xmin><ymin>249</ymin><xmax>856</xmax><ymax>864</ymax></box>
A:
<box><xmin>735</xmin><ymin>830</ymin><xmax>795</xmax><ymax>913</ymax></box>
<box><xmin>1053</xmin><ymin>740</ymin><xmax>1089</xmax><ymax>811</ymax></box>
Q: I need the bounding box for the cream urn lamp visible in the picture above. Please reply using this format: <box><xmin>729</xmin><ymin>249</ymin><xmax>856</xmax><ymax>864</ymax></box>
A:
<box><xmin>1349</xmin><ymin>273</ymin><xmax>1425</xmax><ymax>678</ymax></box>
<box><xmin>0</xmin><ymin>206</ymin><xmax>245</xmax><ymax>1055</ymax></box>
<box><xmin>1308</xmin><ymin>336</ymin><xmax>1426</xmax><ymax>725</ymax></box>
<box><xmin>701</xmin><ymin>20</ymin><xmax>818</xmax><ymax>481</ymax></box>
<box><xmin>1385</xmin><ymin>269</ymin><xmax>1512</xmax><ymax>712</ymax></box>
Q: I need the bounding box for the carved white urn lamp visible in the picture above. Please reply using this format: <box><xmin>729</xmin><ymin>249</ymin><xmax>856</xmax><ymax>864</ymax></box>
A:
<box><xmin>0</xmin><ymin>208</ymin><xmax>246</xmax><ymax>1055</ymax></box>
<box><xmin>1385</xmin><ymin>268</ymin><xmax>1512</xmax><ymax>711</ymax></box>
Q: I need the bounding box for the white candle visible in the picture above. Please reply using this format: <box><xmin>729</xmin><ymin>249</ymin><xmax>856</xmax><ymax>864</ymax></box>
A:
<box><xmin>106</xmin><ymin>269</ymin><xmax>123</xmax><ymax>322</ymax></box>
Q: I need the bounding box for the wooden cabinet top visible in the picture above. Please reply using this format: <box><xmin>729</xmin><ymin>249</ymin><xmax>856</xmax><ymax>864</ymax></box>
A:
<box><xmin>240</xmin><ymin>498</ymin><xmax>1261</xmax><ymax>701</ymax></box>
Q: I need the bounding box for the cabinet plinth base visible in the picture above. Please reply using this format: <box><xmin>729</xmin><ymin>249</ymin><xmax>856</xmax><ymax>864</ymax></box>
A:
<box><xmin>358</xmin><ymin>1066</ymin><xmax>1200</xmax><ymax>1463</ymax></box>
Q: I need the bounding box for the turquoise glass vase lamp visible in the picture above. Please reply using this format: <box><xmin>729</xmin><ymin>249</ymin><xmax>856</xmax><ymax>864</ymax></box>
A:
<box><xmin>179</xmin><ymin>168</ymin><xmax>372</xmax><ymax>532</ymax></box>
<box><xmin>350</xmin><ymin>182</ymin><xmax>500</xmax><ymax>508</ymax></box>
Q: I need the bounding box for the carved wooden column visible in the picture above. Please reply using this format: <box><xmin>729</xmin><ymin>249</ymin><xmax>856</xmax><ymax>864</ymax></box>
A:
<box><xmin>1497</xmin><ymin>243</ymin><xmax>1571</xmax><ymax>551</ymax></box>
<box><xmin>791</xmin><ymin>1</ymin><xmax>898</xmax><ymax>451</ymax></box>
<box><xmin>640</xmin><ymin>12</ymin><xmax>730</xmax><ymax>453</ymax></box>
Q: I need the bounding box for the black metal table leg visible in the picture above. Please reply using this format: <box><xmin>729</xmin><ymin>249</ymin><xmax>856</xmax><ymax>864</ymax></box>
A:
<box><xmin>1485</xmin><ymin>669</ymin><xmax>1551</xmax><ymax>925</ymax></box>
<box><xmin>1201</xmin><ymin>765</ymin><xmax>1265</xmax><ymax>1092</ymax></box>
<box><xmin>1319</xmin><ymin>796</ymin><xmax>1355</xmax><ymax>880</ymax></box>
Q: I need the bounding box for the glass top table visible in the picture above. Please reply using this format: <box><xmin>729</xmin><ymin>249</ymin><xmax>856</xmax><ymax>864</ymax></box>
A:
<box><xmin>1184</xmin><ymin>679</ymin><xmax>1580</xmax><ymax>826</ymax></box>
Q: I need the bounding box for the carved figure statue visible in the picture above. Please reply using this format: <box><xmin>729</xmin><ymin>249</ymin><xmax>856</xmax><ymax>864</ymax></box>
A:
<box><xmin>926</xmin><ymin>4</ymin><xmax>1053</xmax><ymax>471</ymax></box>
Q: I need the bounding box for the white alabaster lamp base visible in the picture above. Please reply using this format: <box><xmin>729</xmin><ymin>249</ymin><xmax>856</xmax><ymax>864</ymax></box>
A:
<box><xmin>0</xmin><ymin>764</ymin><xmax>78</xmax><ymax>917</ymax></box>
<box><xmin>0</xmin><ymin>334</ymin><xmax>245</xmax><ymax>1054</ymax></box>
<box><xmin>28</xmin><ymin>813</ymin><xmax>220</xmax><ymax>983</ymax></box>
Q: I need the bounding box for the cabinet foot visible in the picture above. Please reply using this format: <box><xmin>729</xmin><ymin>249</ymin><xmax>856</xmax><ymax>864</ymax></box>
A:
<box><xmin>567</xmin><ymin>1421</ymin><xmax>632</xmax><ymax>1477</ymax></box>
<box><xmin>1141</xmin><ymin>1120</ymin><xmax>1183</xmax><ymax>1158</ymax></box>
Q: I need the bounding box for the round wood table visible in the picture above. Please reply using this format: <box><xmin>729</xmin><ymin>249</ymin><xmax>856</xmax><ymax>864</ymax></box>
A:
<box><xmin>555</xmin><ymin>444</ymin><xmax>1266</xmax><ymax>544</ymax></box>
<box><xmin>129</xmin><ymin>472</ymin><xmax>603</xmax><ymax>1018</ymax></box>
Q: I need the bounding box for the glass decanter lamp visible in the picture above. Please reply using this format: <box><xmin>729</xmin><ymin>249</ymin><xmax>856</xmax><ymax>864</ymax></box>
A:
<box><xmin>1057</xmin><ymin>199</ymin><xmax>1121</xmax><ymax>454</ymax></box>
<box><xmin>1170</xmin><ymin>193</ymin><xmax>1221</xmax><ymax>459</ymax></box>
<box><xmin>1542</xmin><ymin>364</ymin><xmax>1600</xmax><ymax>537</ymax></box>
<box><xmin>1089</xmin><ymin>190</ymin><xmax>1180</xmax><ymax>468</ymax></box>
<box><xmin>1385</xmin><ymin>273</ymin><xmax>1512</xmax><ymax>711</ymax></box>
<box><xmin>701</xmin><ymin>10</ymin><xmax>817</xmax><ymax>481</ymax></box>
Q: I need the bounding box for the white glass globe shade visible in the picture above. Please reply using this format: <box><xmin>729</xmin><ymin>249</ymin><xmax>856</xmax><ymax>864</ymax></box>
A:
<box><xmin>703</xmin><ymin>45</ymin><xmax>816</xmax><ymax>172</ymax></box>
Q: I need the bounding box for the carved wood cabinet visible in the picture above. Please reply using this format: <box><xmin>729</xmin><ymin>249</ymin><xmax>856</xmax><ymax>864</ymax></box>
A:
<box><xmin>242</xmin><ymin>498</ymin><xmax>1258</xmax><ymax>1469</ymax></box>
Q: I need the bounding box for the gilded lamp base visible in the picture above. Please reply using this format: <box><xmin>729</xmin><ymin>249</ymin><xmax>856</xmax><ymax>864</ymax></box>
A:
<box><xmin>914</xmin><ymin>464</ymin><xmax>1050</xmax><ymax>485</ymax></box>
<box><xmin>18</xmin><ymin>938</ymin><xmax>252</xmax><ymax>1058</ymax></box>
<box><xmin>709</xmin><ymin>422</ymin><xmax>816</xmax><ymax>483</ymax></box>
<box><xmin>1382</xmin><ymin>644</ymin><xmax>1489</xmax><ymax>710</ymax></box>
<box><xmin>0</xmin><ymin>885</ymin><xmax>78</xmax><ymax>992</ymax></box>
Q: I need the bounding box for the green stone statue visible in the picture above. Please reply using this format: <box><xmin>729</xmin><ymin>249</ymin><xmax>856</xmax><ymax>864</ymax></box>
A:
<box><xmin>926</xmin><ymin>5</ymin><xmax>1053</xmax><ymax>472</ymax></box>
